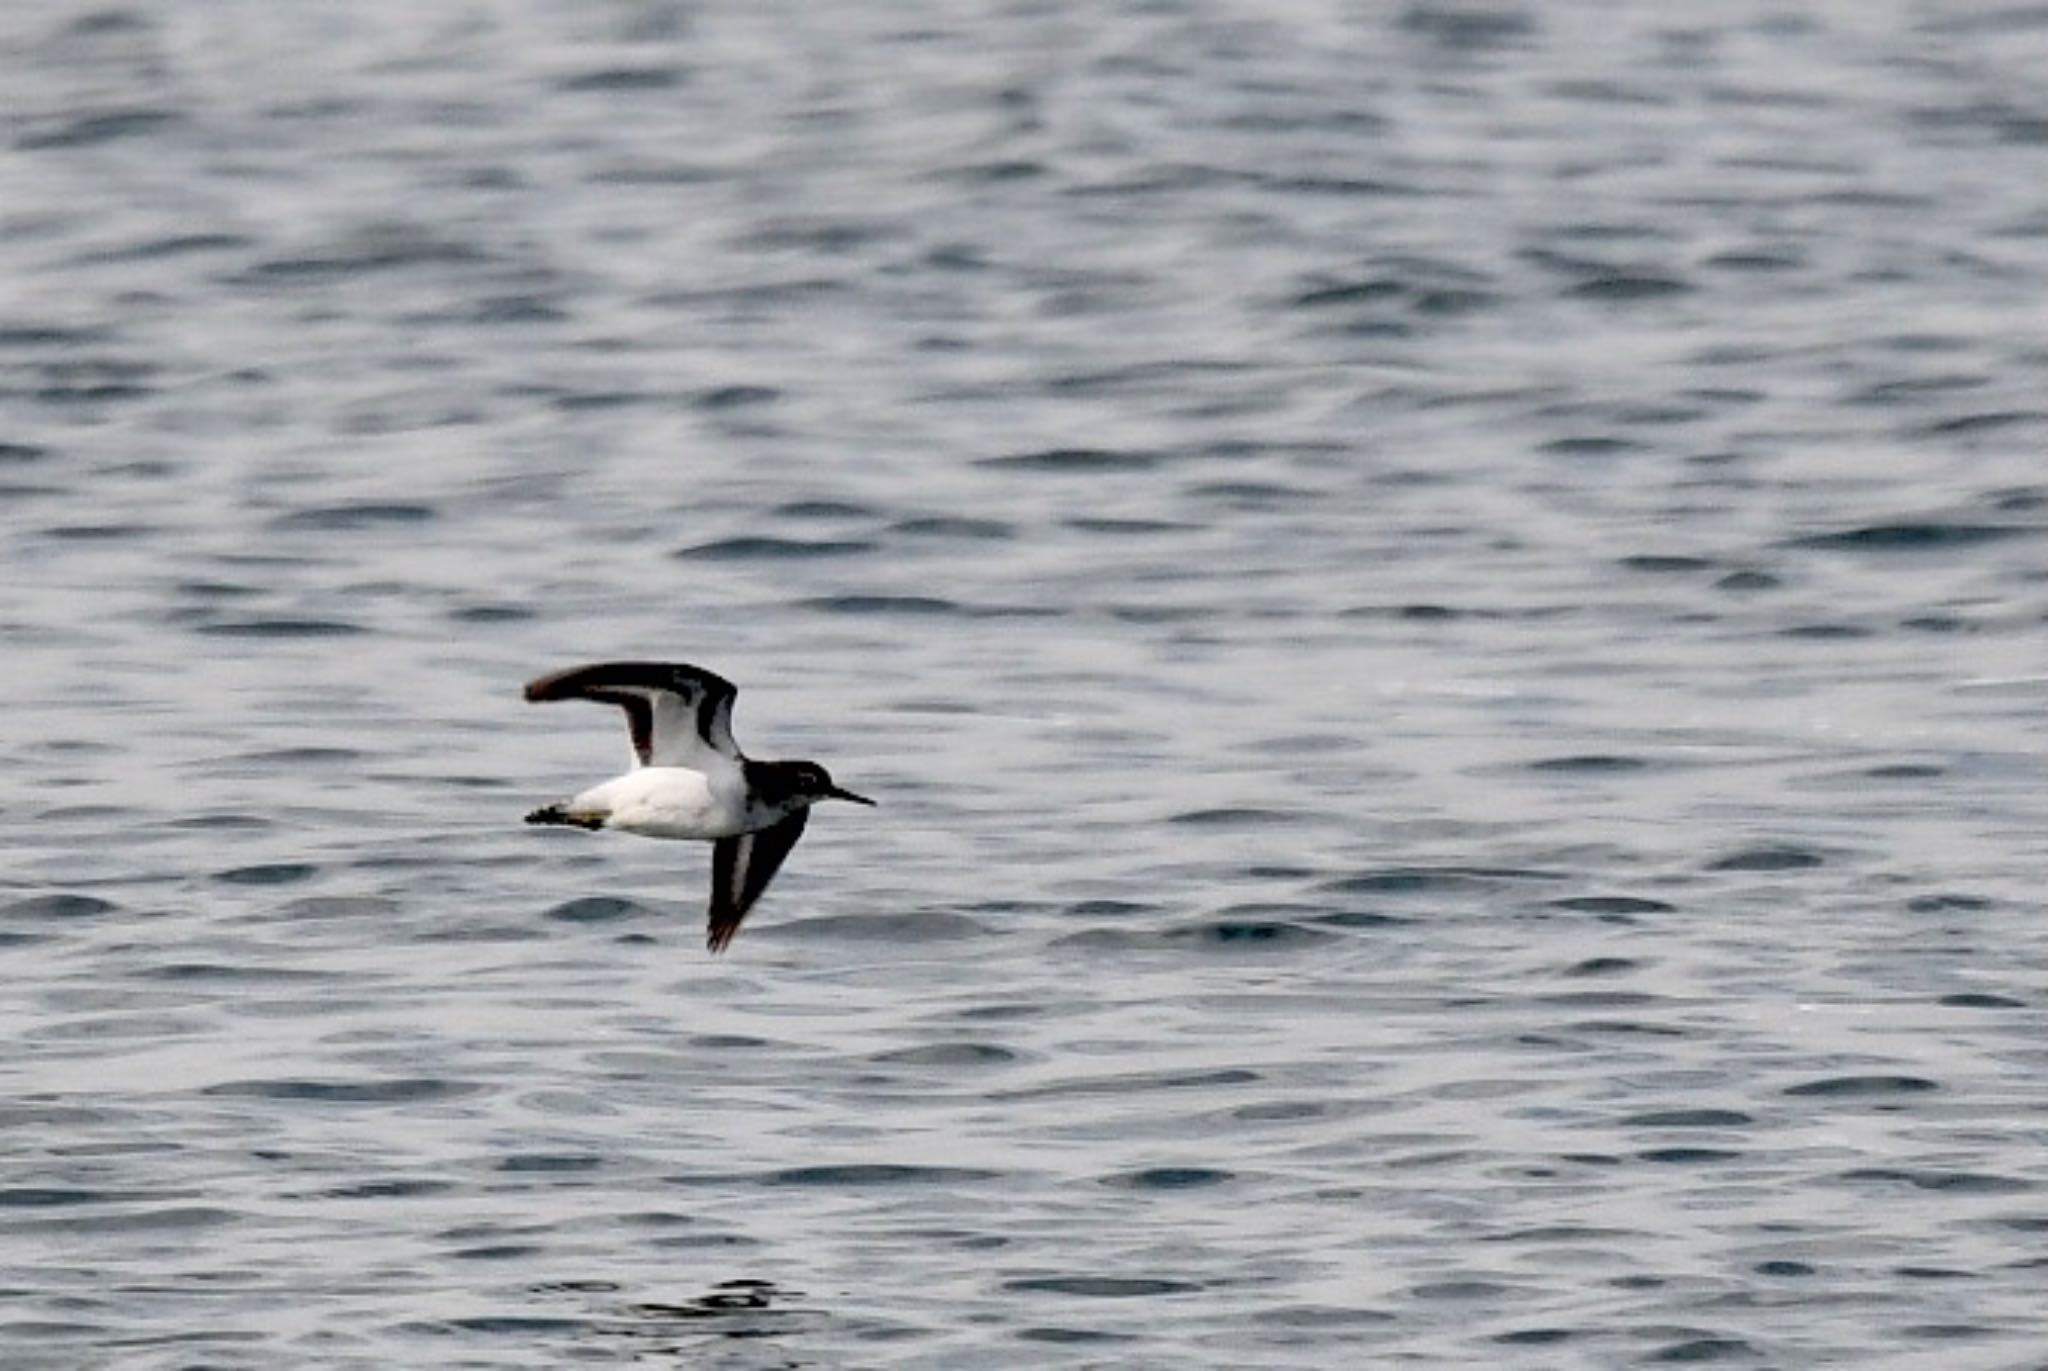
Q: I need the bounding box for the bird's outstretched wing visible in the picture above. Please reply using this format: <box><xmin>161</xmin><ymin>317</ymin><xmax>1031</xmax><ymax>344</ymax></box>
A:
<box><xmin>706</xmin><ymin>808</ymin><xmax>808</xmax><ymax>953</ymax></box>
<box><xmin>523</xmin><ymin>661</ymin><xmax>739</xmax><ymax>769</ymax></box>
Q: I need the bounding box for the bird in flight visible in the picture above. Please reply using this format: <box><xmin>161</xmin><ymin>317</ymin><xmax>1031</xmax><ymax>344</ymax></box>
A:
<box><xmin>523</xmin><ymin>661</ymin><xmax>873</xmax><ymax>952</ymax></box>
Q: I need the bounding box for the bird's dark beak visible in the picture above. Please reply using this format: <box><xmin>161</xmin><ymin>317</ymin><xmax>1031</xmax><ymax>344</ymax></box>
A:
<box><xmin>827</xmin><ymin>785</ymin><xmax>876</xmax><ymax>806</ymax></box>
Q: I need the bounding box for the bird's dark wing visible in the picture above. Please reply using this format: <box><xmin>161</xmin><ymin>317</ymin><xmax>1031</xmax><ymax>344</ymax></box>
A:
<box><xmin>523</xmin><ymin>661</ymin><xmax>739</xmax><ymax>769</ymax></box>
<box><xmin>706</xmin><ymin>808</ymin><xmax>809</xmax><ymax>953</ymax></box>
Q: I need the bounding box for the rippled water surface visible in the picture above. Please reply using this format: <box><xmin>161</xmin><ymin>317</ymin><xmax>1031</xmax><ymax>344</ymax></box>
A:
<box><xmin>8</xmin><ymin>1</ymin><xmax>2048</xmax><ymax>1366</ymax></box>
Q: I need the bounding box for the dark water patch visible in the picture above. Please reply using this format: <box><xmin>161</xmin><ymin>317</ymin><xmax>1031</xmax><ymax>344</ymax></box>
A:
<box><xmin>548</xmin><ymin>389</ymin><xmax>652</xmax><ymax>411</ymax></box>
<box><xmin>559</xmin><ymin>66</ymin><xmax>685</xmax><ymax>92</ymax></box>
<box><xmin>1870</xmin><ymin>763</ymin><xmax>1945</xmax><ymax>780</ymax></box>
<box><xmin>1004</xmin><ymin>1276</ymin><xmax>1202</xmax><ymax>1298</ymax></box>
<box><xmin>1065</xmin><ymin>899</ymin><xmax>1156</xmax><ymax>918</ymax></box>
<box><xmin>1620</xmin><ymin>555</ymin><xmax>1716</xmax><ymax>573</ymax></box>
<box><xmin>1570</xmin><ymin>1020</ymin><xmax>1690</xmax><ymax>1039</ymax></box>
<box><xmin>1940</xmin><ymin>992</ymin><xmax>2024</xmax><ymax>1009</ymax></box>
<box><xmin>1850</xmin><ymin>374</ymin><xmax>1987</xmax><ymax>406</ymax></box>
<box><xmin>1549</xmin><ymin>895</ymin><xmax>1675</xmax><ymax>915</ymax></box>
<box><xmin>175</xmin><ymin>578</ymin><xmax>264</xmax><ymax>600</ymax></box>
<box><xmin>1839</xmin><ymin>1168</ymin><xmax>2030</xmax><ymax>1194</ymax></box>
<box><xmin>1538</xmin><ymin>435</ymin><xmax>1647</xmax><ymax>457</ymax></box>
<box><xmin>1232</xmin><ymin>1100</ymin><xmax>1332</xmax><ymax>1122</ymax></box>
<box><xmin>1322</xmin><ymin>865</ymin><xmax>1563</xmax><ymax>894</ymax></box>
<box><xmin>1168</xmin><ymin>807</ymin><xmax>1301</xmax><ymax>825</ymax></box>
<box><xmin>937</xmin><ymin>158</ymin><xmax>1048</xmax><ymax>185</ymax></box>
<box><xmin>1783</xmin><ymin>1075</ymin><xmax>1939</xmax><ymax>1098</ymax></box>
<box><xmin>17</xmin><ymin>108</ymin><xmax>182</xmax><ymax>150</ymax></box>
<box><xmin>1106</xmin><ymin>604</ymin><xmax>1206</xmax><ymax>624</ymax></box>
<box><xmin>0</xmin><ymin>441</ymin><xmax>49</xmax><ymax>463</ymax></box>
<box><xmin>694</xmin><ymin>384</ymin><xmax>780</xmax><ymax>410</ymax></box>
<box><xmin>1902</xmin><ymin>613</ymin><xmax>1976</xmax><ymax>633</ymax></box>
<box><xmin>1564</xmin><ymin>957</ymin><xmax>1639</xmax><ymax>977</ymax></box>
<box><xmin>762</xmin><ymin>1165</ymin><xmax>1000</xmax><ymax>1187</ymax></box>
<box><xmin>450</xmin><ymin>603</ymin><xmax>533</xmax><ymax>623</ymax></box>
<box><xmin>1638</xmin><ymin>1147</ymin><xmax>1740</xmax><ymax>1164</ymax></box>
<box><xmin>1621</xmin><ymin>1109</ymin><xmax>1754</xmax><ymax>1127</ymax></box>
<box><xmin>109</xmin><ymin>232</ymin><xmax>256</xmax><ymax>261</ymax></box>
<box><xmin>1703</xmin><ymin>248</ymin><xmax>1802</xmax><ymax>271</ymax></box>
<box><xmin>1646</xmin><ymin>1337</ymin><xmax>1754</xmax><ymax>1363</ymax></box>
<box><xmin>469</xmin><ymin>294</ymin><xmax>567</xmax><ymax>325</ymax></box>
<box><xmin>774</xmin><ymin>911</ymin><xmax>987</xmax><ymax>942</ymax></box>
<box><xmin>1898</xmin><ymin>1323</ymin><xmax>2002</xmax><ymax>1341</ymax></box>
<box><xmin>977</xmin><ymin>447</ymin><xmax>1159</xmax><ymax>474</ymax></box>
<box><xmin>5</xmin><ymin>893</ymin><xmax>118</xmax><ymax>919</ymax></box>
<box><xmin>1065</xmin><ymin>516</ymin><xmax>1190</xmax><ymax>535</ymax></box>
<box><xmin>690</xmin><ymin>1034</ymin><xmax>771</xmax><ymax>1049</ymax></box>
<box><xmin>16</xmin><ymin>1204</ymin><xmax>240</xmax><ymax>1234</ymax></box>
<box><xmin>1261</xmin><ymin>173</ymin><xmax>1418</xmax><ymax>198</ymax></box>
<box><xmin>214</xmin><ymin>863</ymin><xmax>318</xmax><ymax>886</ymax></box>
<box><xmin>1707</xmin><ymin>846</ymin><xmax>1822</xmax><ymax>872</ymax></box>
<box><xmin>543</xmin><ymin>896</ymin><xmax>653</xmax><ymax>924</ymax></box>
<box><xmin>1788</xmin><ymin>521</ymin><xmax>2029</xmax><ymax>551</ymax></box>
<box><xmin>496</xmin><ymin>1153</ymin><xmax>603</xmax><ymax>1173</ymax></box>
<box><xmin>42</xmin><ymin>521</ymin><xmax>159</xmax><ymax>540</ymax></box>
<box><xmin>1101</xmin><ymin>1167</ymin><xmax>1232</xmax><ymax>1190</ymax></box>
<box><xmin>273</xmin><ymin>502</ymin><xmax>438</xmax><ymax>531</ymax></box>
<box><xmin>674</xmin><ymin>536</ymin><xmax>876</xmax><ymax>560</ymax></box>
<box><xmin>744</xmin><ymin>216</ymin><xmax>898</xmax><ymax>255</ymax></box>
<box><xmin>0</xmin><ymin>1187</ymin><xmax>146</xmax><ymax>1208</ymax></box>
<box><xmin>1312</xmin><ymin>908</ymin><xmax>1421</xmax><ymax>930</ymax></box>
<box><xmin>1915</xmin><ymin>410</ymin><xmax>2045</xmax><ymax>437</ymax></box>
<box><xmin>870</xmin><ymin>1042</ymin><xmax>1017</xmax><ymax>1067</ymax></box>
<box><xmin>433</xmin><ymin>1317</ymin><xmax>591</xmax><ymax>1336</ymax></box>
<box><xmin>1396</xmin><ymin>4</ymin><xmax>1536</xmax><ymax>49</ymax></box>
<box><xmin>139</xmin><ymin>963</ymin><xmax>336</xmax><ymax>984</ymax></box>
<box><xmin>889</xmin><ymin>514</ymin><xmax>1015</xmax><ymax>540</ymax></box>
<box><xmin>1909</xmin><ymin>892</ymin><xmax>1991</xmax><ymax>911</ymax></box>
<box><xmin>1484</xmin><ymin>1224</ymin><xmax>1639</xmax><ymax>1244</ymax></box>
<box><xmin>1411</xmin><ymin>1279</ymin><xmax>1514</xmax><ymax>1300</ymax></box>
<box><xmin>646</xmin><ymin>1230</ymin><xmax>762</xmax><ymax>1250</ymax></box>
<box><xmin>1294</xmin><ymin>278</ymin><xmax>1406</xmax><ymax>307</ymax></box>
<box><xmin>1781</xmin><ymin>622</ymin><xmax>1873</xmax><ymax>640</ymax></box>
<box><xmin>1990</xmin><ymin>485</ymin><xmax>2048</xmax><ymax>511</ymax></box>
<box><xmin>1496</xmin><ymin>1327</ymin><xmax>1578</xmax><ymax>1346</ymax></box>
<box><xmin>203</xmin><ymin>1077</ymin><xmax>482</xmax><ymax>1104</ymax></box>
<box><xmin>1525</xmin><ymin>754</ymin><xmax>1649</xmax><ymax>773</ymax></box>
<box><xmin>1714</xmin><ymin>569</ymin><xmax>1780</xmax><ymax>592</ymax></box>
<box><xmin>1755</xmin><ymin>1260</ymin><xmax>1815</xmax><ymax>1277</ymax></box>
<box><xmin>996</xmin><ymin>1068</ymin><xmax>1260</xmax><ymax>1102</ymax></box>
<box><xmin>0</xmin><ymin>323</ymin><xmax>108</xmax><ymax>348</ymax></box>
<box><xmin>321</xmin><ymin>1178</ymin><xmax>456</xmax><ymax>1200</ymax></box>
<box><xmin>1543</xmin><ymin>989</ymin><xmax>1662</xmax><ymax>1009</ymax></box>
<box><xmin>800</xmin><ymin>594</ymin><xmax>964</xmax><ymax>616</ymax></box>
<box><xmin>196</xmin><ymin>618</ymin><xmax>366</xmax><ymax>638</ymax></box>
<box><xmin>1564</xmin><ymin>273</ymin><xmax>1691</xmax><ymax>301</ymax></box>
<box><xmin>1016</xmin><ymin>1326</ymin><xmax>1137</xmax><ymax>1344</ymax></box>
<box><xmin>235</xmin><ymin>229</ymin><xmax>486</xmax><ymax>283</ymax></box>
<box><xmin>1170</xmin><ymin>920</ymin><xmax>1329</xmax><ymax>948</ymax></box>
<box><xmin>239</xmin><ymin>746</ymin><xmax>360</xmax><ymax>765</ymax></box>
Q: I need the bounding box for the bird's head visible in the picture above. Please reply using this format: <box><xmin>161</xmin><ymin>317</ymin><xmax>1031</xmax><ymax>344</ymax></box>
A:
<box><xmin>755</xmin><ymin>759</ymin><xmax>875</xmax><ymax>809</ymax></box>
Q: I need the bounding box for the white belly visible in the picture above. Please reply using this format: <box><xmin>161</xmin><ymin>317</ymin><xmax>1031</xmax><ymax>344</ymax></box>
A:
<box><xmin>572</xmin><ymin>767</ymin><xmax>748</xmax><ymax>840</ymax></box>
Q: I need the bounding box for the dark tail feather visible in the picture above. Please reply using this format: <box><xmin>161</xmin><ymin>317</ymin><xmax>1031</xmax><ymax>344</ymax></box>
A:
<box><xmin>526</xmin><ymin>804</ymin><xmax>604</xmax><ymax>830</ymax></box>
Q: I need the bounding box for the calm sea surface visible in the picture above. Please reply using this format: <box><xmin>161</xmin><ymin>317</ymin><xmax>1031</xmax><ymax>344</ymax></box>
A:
<box><xmin>7</xmin><ymin>2</ymin><xmax>2048</xmax><ymax>1366</ymax></box>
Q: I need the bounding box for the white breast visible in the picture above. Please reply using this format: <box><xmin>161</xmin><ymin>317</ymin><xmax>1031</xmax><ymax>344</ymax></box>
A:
<box><xmin>572</xmin><ymin>767</ymin><xmax>748</xmax><ymax>840</ymax></box>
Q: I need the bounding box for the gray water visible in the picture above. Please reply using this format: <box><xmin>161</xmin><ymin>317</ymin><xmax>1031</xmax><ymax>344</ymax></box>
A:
<box><xmin>7</xmin><ymin>1</ymin><xmax>2048</xmax><ymax>1366</ymax></box>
